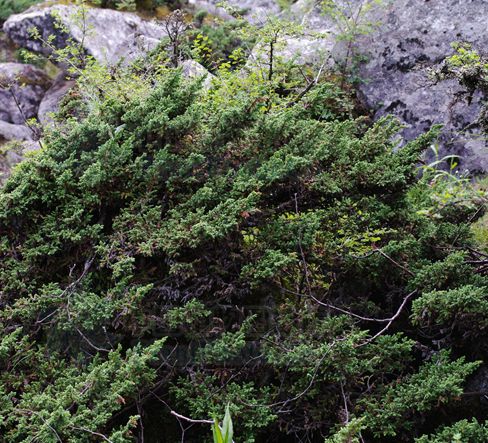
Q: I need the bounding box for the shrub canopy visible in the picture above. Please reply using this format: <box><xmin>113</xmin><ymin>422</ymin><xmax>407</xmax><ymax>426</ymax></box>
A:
<box><xmin>0</xmin><ymin>48</ymin><xmax>487</xmax><ymax>442</ymax></box>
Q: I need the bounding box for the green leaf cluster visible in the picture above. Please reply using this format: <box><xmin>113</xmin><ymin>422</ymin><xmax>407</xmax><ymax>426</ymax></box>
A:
<box><xmin>0</xmin><ymin>0</ymin><xmax>40</xmax><ymax>21</ymax></box>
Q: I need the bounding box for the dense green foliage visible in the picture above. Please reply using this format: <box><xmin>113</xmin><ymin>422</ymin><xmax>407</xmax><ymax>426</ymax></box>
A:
<box><xmin>1</xmin><ymin>11</ymin><xmax>488</xmax><ymax>442</ymax></box>
<box><xmin>0</xmin><ymin>0</ymin><xmax>40</xmax><ymax>21</ymax></box>
<box><xmin>189</xmin><ymin>17</ymin><xmax>252</xmax><ymax>72</ymax></box>
<box><xmin>415</xmin><ymin>419</ymin><xmax>488</xmax><ymax>443</ymax></box>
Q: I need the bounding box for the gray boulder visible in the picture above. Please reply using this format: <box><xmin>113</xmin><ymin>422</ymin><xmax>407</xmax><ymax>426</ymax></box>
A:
<box><xmin>38</xmin><ymin>75</ymin><xmax>75</xmax><ymax>125</ymax></box>
<box><xmin>353</xmin><ymin>0</ymin><xmax>488</xmax><ymax>172</ymax></box>
<box><xmin>0</xmin><ymin>62</ymin><xmax>52</xmax><ymax>125</ymax></box>
<box><xmin>180</xmin><ymin>59</ymin><xmax>214</xmax><ymax>89</ymax></box>
<box><xmin>288</xmin><ymin>0</ymin><xmax>332</xmax><ymax>32</ymax></box>
<box><xmin>0</xmin><ymin>120</ymin><xmax>33</xmax><ymax>141</ymax></box>
<box><xmin>247</xmin><ymin>35</ymin><xmax>334</xmax><ymax>74</ymax></box>
<box><xmin>0</xmin><ymin>32</ymin><xmax>17</xmax><ymax>63</ymax></box>
<box><xmin>3</xmin><ymin>5</ymin><xmax>167</xmax><ymax>65</ymax></box>
<box><xmin>189</xmin><ymin>0</ymin><xmax>281</xmax><ymax>24</ymax></box>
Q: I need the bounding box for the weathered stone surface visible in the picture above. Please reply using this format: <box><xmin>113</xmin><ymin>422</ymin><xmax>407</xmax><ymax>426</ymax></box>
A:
<box><xmin>0</xmin><ymin>120</ymin><xmax>33</xmax><ymax>141</ymax></box>
<box><xmin>0</xmin><ymin>32</ymin><xmax>17</xmax><ymax>63</ymax></box>
<box><xmin>353</xmin><ymin>0</ymin><xmax>488</xmax><ymax>172</ymax></box>
<box><xmin>288</xmin><ymin>0</ymin><xmax>332</xmax><ymax>32</ymax></box>
<box><xmin>249</xmin><ymin>35</ymin><xmax>334</xmax><ymax>72</ymax></box>
<box><xmin>0</xmin><ymin>62</ymin><xmax>52</xmax><ymax>124</ymax></box>
<box><xmin>180</xmin><ymin>59</ymin><xmax>214</xmax><ymax>88</ymax></box>
<box><xmin>0</xmin><ymin>5</ymin><xmax>169</xmax><ymax>179</ymax></box>
<box><xmin>38</xmin><ymin>75</ymin><xmax>74</xmax><ymax>125</ymax></box>
<box><xmin>189</xmin><ymin>0</ymin><xmax>280</xmax><ymax>24</ymax></box>
<box><xmin>3</xmin><ymin>5</ymin><xmax>167</xmax><ymax>65</ymax></box>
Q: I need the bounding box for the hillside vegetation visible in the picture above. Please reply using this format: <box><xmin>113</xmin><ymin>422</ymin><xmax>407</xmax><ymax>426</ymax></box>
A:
<box><xmin>0</xmin><ymin>3</ymin><xmax>487</xmax><ymax>443</ymax></box>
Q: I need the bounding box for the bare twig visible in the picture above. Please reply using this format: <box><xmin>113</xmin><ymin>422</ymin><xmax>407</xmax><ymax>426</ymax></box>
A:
<box><xmin>281</xmin><ymin>285</ymin><xmax>415</xmax><ymax>324</ymax></box>
<box><xmin>70</xmin><ymin>426</ymin><xmax>114</xmax><ymax>443</ymax></box>
<box><xmin>136</xmin><ymin>392</ymin><xmax>145</xmax><ymax>443</ymax></box>
<box><xmin>357</xmin><ymin>290</ymin><xmax>418</xmax><ymax>346</ymax></box>
<box><xmin>287</xmin><ymin>60</ymin><xmax>328</xmax><ymax>108</ymax></box>
<box><xmin>150</xmin><ymin>391</ymin><xmax>214</xmax><ymax>425</ymax></box>
<box><xmin>295</xmin><ymin>193</ymin><xmax>313</xmax><ymax>296</ymax></box>
<box><xmin>374</xmin><ymin>248</ymin><xmax>415</xmax><ymax>277</ymax></box>
<box><xmin>170</xmin><ymin>410</ymin><xmax>214</xmax><ymax>424</ymax></box>
<box><xmin>161</xmin><ymin>10</ymin><xmax>191</xmax><ymax>67</ymax></box>
<box><xmin>340</xmin><ymin>381</ymin><xmax>350</xmax><ymax>424</ymax></box>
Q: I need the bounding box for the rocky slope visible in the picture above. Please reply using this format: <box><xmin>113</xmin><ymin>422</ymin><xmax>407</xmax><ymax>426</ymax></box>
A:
<box><xmin>1</xmin><ymin>0</ymin><xmax>488</xmax><ymax>175</ymax></box>
<box><xmin>3</xmin><ymin>4</ymin><xmax>167</xmax><ymax>65</ymax></box>
<box><xmin>356</xmin><ymin>0</ymin><xmax>488</xmax><ymax>173</ymax></box>
<box><xmin>193</xmin><ymin>0</ymin><xmax>488</xmax><ymax>172</ymax></box>
<box><xmin>0</xmin><ymin>3</ymin><xmax>170</xmax><ymax>180</ymax></box>
<box><xmin>0</xmin><ymin>62</ymin><xmax>51</xmax><ymax>128</ymax></box>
